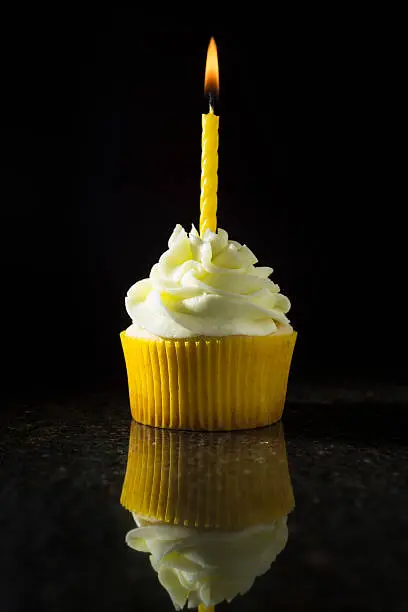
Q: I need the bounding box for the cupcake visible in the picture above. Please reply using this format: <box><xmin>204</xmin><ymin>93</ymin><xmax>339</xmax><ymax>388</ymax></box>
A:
<box><xmin>121</xmin><ymin>225</ymin><xmax>296</xmax><ymax>430</ymax></box>
<box><xmin>121</xmin><ymin>421</ymin><xmax>294</xmax><ymax>609</ymax></box>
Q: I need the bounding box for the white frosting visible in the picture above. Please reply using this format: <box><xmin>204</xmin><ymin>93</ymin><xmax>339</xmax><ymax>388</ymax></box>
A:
<box><xmin>125</xmin><ymin>225</ymin><xmax>291</xmax><ymax>339</ymax></box>
<box><xmin>126</xmin><ymin>320</ymin><xmax>293</xmax><ymax>341</ymax></box>
<box><xmin>126</xmin><ymin>515</ymin><xmax>288</xmax><ymax>610</ymax></box>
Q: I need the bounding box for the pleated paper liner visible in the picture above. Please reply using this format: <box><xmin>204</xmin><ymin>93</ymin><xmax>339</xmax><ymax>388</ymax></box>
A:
<box><xmin>120</xmin><ymin>331</ymin><xmax>297</xmax><ymax>430</ymax></box>
<box><xmin>121</xmin><ymin>421</ymin><xmax>294</xmax><ymax>530</ymax></box>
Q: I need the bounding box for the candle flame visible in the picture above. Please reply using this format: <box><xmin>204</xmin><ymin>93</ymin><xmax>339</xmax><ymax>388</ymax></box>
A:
<box><xmin>204</xmin><ymin>37</ymin><xmax>219</xmax><ymax>95</ymax></box>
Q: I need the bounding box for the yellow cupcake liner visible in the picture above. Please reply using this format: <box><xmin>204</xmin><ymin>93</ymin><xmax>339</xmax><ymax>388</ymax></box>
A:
<box><xmin>121</xmin><ymin>421</ymin><xmax>295</xmax><ymax>530</ymax></box>
<box><xmin>120</xmin><ymin>331</ymin><xmax>297</xmax><ymax>430</ymax></box>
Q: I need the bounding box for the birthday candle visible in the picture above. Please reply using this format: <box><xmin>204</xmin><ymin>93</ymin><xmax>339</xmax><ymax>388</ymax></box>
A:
<box><xmin>199</xmin><ymin>38</ymin><xmax>220</xmax><ymax>237</ymax></box>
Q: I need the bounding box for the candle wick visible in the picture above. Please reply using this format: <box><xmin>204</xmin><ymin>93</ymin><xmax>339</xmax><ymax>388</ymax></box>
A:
<box><xmin>208</xmin><ymin>92</ymin><xmax>214</xmax><ymax>113</ymax></box>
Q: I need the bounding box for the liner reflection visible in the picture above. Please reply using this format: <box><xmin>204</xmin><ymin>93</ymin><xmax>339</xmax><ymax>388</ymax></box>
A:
<box><xmin>121</xmin><ymin>422</ymin><xmax>294</xmax><ymax>610</ymax></box>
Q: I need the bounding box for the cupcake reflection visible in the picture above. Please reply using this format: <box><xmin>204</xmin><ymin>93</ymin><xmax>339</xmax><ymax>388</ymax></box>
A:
<box><xmin>121</xmin><ymin>422</ymin><xmax>294</xmax><ymax>610</ymax></box>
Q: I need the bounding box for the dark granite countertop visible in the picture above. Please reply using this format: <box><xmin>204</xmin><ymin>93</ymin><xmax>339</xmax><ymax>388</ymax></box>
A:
<box><xmin>1</xmin><ymin>391</ymin><xmax>407</xmax><ymax>612</ymax></box>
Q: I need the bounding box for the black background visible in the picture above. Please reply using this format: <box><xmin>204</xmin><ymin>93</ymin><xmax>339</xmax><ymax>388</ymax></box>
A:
<box><xmin>2</xmin><ymin>17</ymin><xmax>403</xmax><ymax>401</ymax></box>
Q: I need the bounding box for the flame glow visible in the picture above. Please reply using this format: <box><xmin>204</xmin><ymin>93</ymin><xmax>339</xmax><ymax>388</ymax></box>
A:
<box><xmin>204</xmin><ymin>37</ymin><xmax>219</xmax><ymax>94</ymax></box>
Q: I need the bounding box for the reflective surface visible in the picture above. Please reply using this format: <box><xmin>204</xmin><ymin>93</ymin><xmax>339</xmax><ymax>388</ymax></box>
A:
<box><xmin>122</xmin><ymin>422</ymin><xmax>294</xmax><ymax>610</ymax></box>
<box><xmin>1</xmin><ymin>395</ymin><xmax>408</xmax><ymax>611</ymax></box>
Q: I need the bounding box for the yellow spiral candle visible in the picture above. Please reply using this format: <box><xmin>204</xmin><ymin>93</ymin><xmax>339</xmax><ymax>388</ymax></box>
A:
<box><xmin>200</xmin><ymin>37</ymin><xmax>220</xmax><ymax>237</ymax></box>
<box><xmin>200</xmin><ymin>107</ymin><xmax>219</xmax><ymax>236</ymax></box>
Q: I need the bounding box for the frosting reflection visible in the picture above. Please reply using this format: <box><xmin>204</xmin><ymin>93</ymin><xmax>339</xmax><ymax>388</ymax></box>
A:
<box><xmin>121</xmin><ymin>423</ymin><xmax>294</xmax><ymax>610</ymax></box>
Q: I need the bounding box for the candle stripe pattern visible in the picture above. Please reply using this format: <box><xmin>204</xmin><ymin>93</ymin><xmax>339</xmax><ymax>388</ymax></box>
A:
<box><xmin>120</xmin><ymin>331</ymin><xmax>297</xmax><ymax>431</ymax></box>
<box><xmin>200</xmin><ymin>111</ymin><xmax>219</xmax><ymax>236</ymax></box>
<box><xmin>120</xmin><ymin>420</ymin><xmax>295</xmax><ymax>529</ymax></box>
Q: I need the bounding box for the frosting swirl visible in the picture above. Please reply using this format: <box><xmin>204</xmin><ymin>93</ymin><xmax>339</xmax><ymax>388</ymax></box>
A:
<box><xmin>125</xmin><ymin>225</ymin><xmax>291</xmax><ymax>339</ymax></box>
<box><xmin>126</xmin><ymin>515</ymin><xmax>288</xmax><ymax>610</ymax></box>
